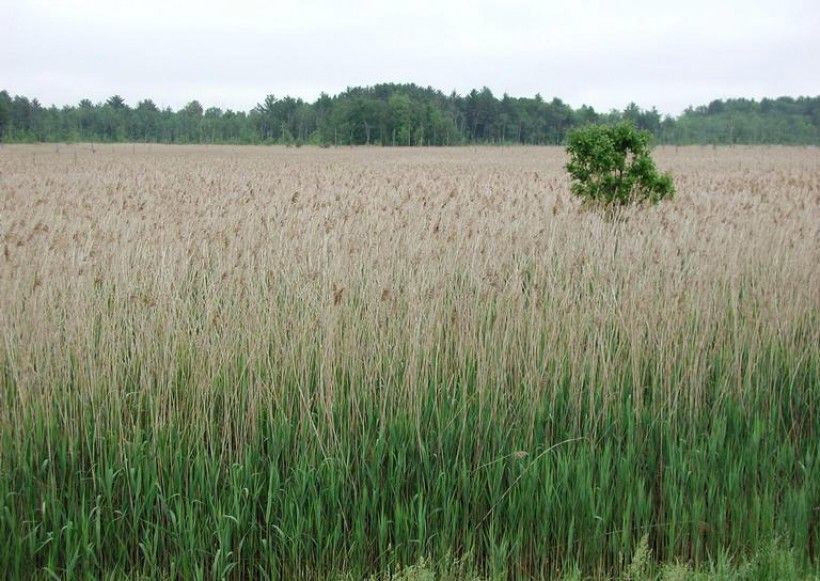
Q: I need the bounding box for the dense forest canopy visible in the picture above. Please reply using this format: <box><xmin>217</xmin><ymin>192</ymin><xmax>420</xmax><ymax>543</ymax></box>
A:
<box><xmin>1</xmin><ymin>84</ymin><xmax>818</xmax><ymax>145</ymax></box>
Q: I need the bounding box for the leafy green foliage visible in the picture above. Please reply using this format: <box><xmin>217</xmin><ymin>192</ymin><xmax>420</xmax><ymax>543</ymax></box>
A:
<box><xmin>1</xmin><ymin>87</ymin><xmax>819</xmax><ymax>145</ymax></box>
<box><xmin>566</xmin><ymin>122</ymin><xmax>675</xmax><ymax>206</ymax></box>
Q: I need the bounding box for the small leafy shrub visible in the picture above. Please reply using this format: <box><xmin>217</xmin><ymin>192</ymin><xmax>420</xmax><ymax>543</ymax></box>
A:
<box><xmin>565</xmin><ymin>122</ymin><xmax>674</xmax><ymax>206</ymax></box>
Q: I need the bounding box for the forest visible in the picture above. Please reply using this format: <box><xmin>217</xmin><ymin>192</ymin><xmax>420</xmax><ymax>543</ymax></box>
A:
<box><xmin>1</xmin><ymin>84</ymin><xmax>819</xmax><ymax>145</ymax></box>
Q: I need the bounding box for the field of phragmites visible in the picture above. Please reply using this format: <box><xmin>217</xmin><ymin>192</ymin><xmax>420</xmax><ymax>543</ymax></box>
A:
<box><xmin>1</xmin><ymin>144</ymin><xmax>819</xmax><ymax>579</ymax></box>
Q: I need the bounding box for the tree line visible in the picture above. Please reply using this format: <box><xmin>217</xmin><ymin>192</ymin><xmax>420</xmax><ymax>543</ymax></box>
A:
<box><xmin>1</xmin><ymin>84</ymin><xmax>818</xmax><ymax>146</ymax></box>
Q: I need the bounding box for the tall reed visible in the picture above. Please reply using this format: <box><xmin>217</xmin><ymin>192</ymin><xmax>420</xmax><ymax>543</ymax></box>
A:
<box><xmin>1</xmin><ymin>145</ymin><xmax>818</xmax><ymax>578</ymax></box>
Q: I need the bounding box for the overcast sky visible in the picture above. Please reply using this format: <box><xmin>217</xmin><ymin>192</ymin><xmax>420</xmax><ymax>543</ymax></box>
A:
<box><xmin>2</xmin><ymin>0</ymin><xmax>819</xmax><ymax>115</ymax></box>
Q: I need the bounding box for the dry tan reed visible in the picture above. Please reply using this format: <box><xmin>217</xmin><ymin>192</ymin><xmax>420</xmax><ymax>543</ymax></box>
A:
<box><xmin>2</xmin><ymin>145</ymin><xmax>817</xmax><ymax>436</ymax></box>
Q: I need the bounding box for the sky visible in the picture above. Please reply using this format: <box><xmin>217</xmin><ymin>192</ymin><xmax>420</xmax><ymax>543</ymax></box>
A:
<box><xmin>2</xmin><ymin>0</ymin><xmax>819</xmax><ymax>116</ymax></box>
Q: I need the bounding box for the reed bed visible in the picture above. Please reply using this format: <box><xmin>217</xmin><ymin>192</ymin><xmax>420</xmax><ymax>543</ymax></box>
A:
<box><xmin>0</xmin><ymin>144</ymin><xmax>818</xmax><ymax>578</ymax></box>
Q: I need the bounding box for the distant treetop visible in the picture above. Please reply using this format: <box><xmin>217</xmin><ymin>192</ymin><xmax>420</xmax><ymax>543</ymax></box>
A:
<box><xmin>0</xmin><ymin>85</ymin><xmax>817</xmax><ymax>145</ymax></box>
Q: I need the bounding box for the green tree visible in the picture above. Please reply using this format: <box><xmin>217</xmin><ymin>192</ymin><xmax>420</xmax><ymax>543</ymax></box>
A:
<box><xmin>1</xmin><ymin>86</ymin><xmax>818</xmax><ymax>146</ymax></box>
<box><xmin>388</xmin><ymin>92</ymin><xmax>413</xmax><ymax>145</ymax></box>
<box><xmin>565</xmin><ymin>122</ymin><xmax>674</xmax><ymax>206</ymax></box>
<box><xmin>135</xmin><ymin>99</ymin><xmax>160</xmax><ymax>141</ymax></box>
<box><xmin>0</xmin><ymin>90</ymin><xmax>11</xmax><ymax>139</ymax></box>
<box><xmin>106</xmin><ymin>95</ymin><xmax>127</xmax><ymax>110</ymax></box>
